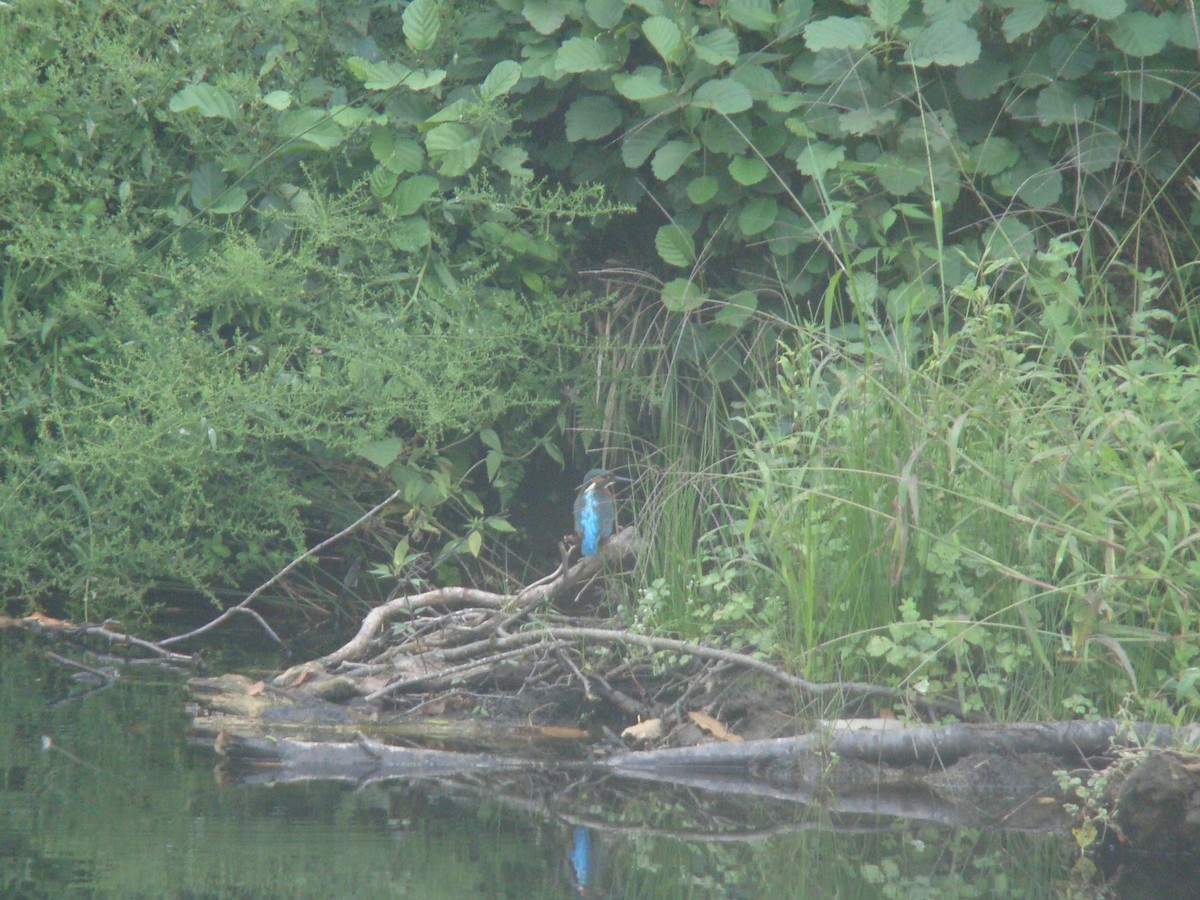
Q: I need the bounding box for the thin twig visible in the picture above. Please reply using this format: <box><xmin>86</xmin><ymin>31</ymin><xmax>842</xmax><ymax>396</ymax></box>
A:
<box><xmin>162</xmin><ymin>486</ymin><xmax>405</xmax><ymax>647</ymax></box>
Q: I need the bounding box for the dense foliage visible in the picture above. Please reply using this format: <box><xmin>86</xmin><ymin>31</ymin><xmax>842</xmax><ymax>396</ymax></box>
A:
<box><xmin>2</xmin><ymin>0</ymin><xmax>1199</xmax><ymax>717</ymax></box>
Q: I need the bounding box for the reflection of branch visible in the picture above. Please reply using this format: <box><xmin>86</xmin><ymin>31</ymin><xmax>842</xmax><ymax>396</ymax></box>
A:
<box><xmin>161</xmin><ymin>486</ymin><xmax>405</xmax><ymax>648</ymax></box>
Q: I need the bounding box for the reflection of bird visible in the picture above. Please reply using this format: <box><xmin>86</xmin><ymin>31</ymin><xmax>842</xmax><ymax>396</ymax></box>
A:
<box><xmin>574</xmin><ymin>469</ymin><xmax>625</xmax><ymax>557</ymax></box>
<box><xmin>568</xmin><ymin>825</ymin><xmax>591</xmax><ymax>893</ymax></box>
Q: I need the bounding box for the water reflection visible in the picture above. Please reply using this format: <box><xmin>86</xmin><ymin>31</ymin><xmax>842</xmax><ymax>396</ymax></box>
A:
<box><xmin>2</xmin><ymin>633</ymin><xmax>1192</xmax><ymax>898</ymax></box>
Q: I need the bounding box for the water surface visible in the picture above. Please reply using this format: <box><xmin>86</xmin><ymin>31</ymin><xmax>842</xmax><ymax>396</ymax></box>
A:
<box><xmin>0</xmin><ymin>633</ymin><xmax>1122</xmax><ymax>897</ymax></box>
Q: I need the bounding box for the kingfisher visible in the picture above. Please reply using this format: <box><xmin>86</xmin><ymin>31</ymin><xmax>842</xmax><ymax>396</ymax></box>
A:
<box><xmin>574</xmin><ymin>469</ymin><xmax>627</xmax><ymax>557</ymax></box>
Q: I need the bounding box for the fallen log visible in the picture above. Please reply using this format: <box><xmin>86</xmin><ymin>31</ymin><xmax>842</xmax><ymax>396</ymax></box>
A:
<box><xmin>601</xmin><ymin>719</ymin><xmax>1200</xmax><ymax>772</ymax></box>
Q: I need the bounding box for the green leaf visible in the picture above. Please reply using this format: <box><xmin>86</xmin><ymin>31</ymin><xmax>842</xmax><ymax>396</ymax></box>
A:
<box><xmin>390</xmin><ymin>175</ymin><xmax>440</xmax><ymax>216</ymax></box>
<box><xmin>612</xmin><ymin>71</ymin><xmax>670</xmax><ymax>101</ymax></box>
<box><xmin>466</xmin><ymin>530</ymin><xmax>483</xmax><ymax>557</ymax></box>
<box><xmin>480</xmin><ymin>60</ymin><xmax>521</xmax><ymax>101</ymax></box>
<box><xmin>691</xmin><ymin>28</ymin><xmax>740</xmax><ymax>66</ymax></box>
<box><xmin>523</xmin><ymin>0</ymin><xmax>566</xmax><ymax>34</ymax></box>
<box><xmin>485</xmin><ymin>516</ymin><xmax>517</xmax><ymax>533</ymax></box>
<box><xmin>425</xmin><ymin>123</ymin><xmax>481</xmax><ymax>176</ymax></box>
<box><xmin>372</xmin><ymin>132</ymin><xmax>425</xmax><ymax>174</ymax></box>
<box><xmin>168</xmin><ymin>83</ymin><xmax>239</xmax><ymax>119</ymax></box>
<box><xmin>392</xmin><ymin>216</ymin><xmax>431</xmax><ymax>251</ymax></box>
<box><xmin>868</xmin><ymin>0</ymin><xmax>908</xmax><ymax>29</ymax></box>
<box><xmin>1001</xmin><ymin>1</ymin><xmax>1049</xmax><ymax>42</ymax></box>
<box><xmin>480</xmin><ymin>428</ymin><xmax>502</xmax><ymax>451</ymax></box>
<box><xmin>495</xmin><ymin>146</ymin><xmax>534</xmax><ymax>180</ymax></box>
<box><xmin>796</xmin><ymin>141</ymin><xmax>845</xmax><ymax>179</ymax></box>
<box><xmin>1107</xmin><ymin>12</ymin><xmax>1170</xmax><ymax>57</ymax></box>
<box><xmin>968</xmin><ymin>136</ymin><xmax>1019</xmax><ymax>176</ymax></box>
<box><xmin>738</xmin><ymin>196</ymin><xmax>777</xmax><ymax>235</ymax></box>
<box><xmin>728</xmin><ymin>155</ymin><xmax>768</xmax><ymax>185</ymax></box>
<box><xmin>983</xmin><ymin>218</ymin><xmax>1036</xmax><ymax>261</ymax></box>
<box><xmin>661</xmin><ymin>278</ymin><xmax>705</xmax><ymax>312</ymax></box>
<box><xmin>956</xmin><ymin>60</ymin><xmax>1009</xmax><ymax>100</ymax></box>
<box><xmin>1068</xmin><ymin>0</ymin><xmax>1125</xmax><ymax>19</ymax></box>
<box><xmin>369</xmin><ymin>167</ymin><xmax>399</xmax><ymax>200</ymax></box>
<box><xmin>348</xmin><ymin>57</ymin><xmax>413</xmax><ymax>90</ymax></box>
<box><xmin>907</xmin><ymin>20</ymin><xmax>981</xmax><ymax>67</ymax></box>
<box><xmin>262</xmin><ymin>90</ymin><xmax>292</xmax><ymax>110</ymax></box>
<box><xmin>994</xmin><ymin>158</ymin><xmax>1063</xmax><ymax>207</ymax></box>
<box><xmin>692</xmin><ymin>78</ymin><xmax>753</xmax><ymax>114</ymax></box>
<box><xmin>355</xmin><ymin>437</ymin><xmax>405</xmax><ymax>468</ymax></box>
<box><xmin>556</xmin><ymin>37</ymin><xmax>614</xmax><ymax>73</ymax></box>
<box><xmin>622</xmin><ymin>116</ymin><xmax>673</xmax><ymax>167</ymax></box>
<box><xmin>656</xmin><ymin>224</ymin><xmax>695</xmax><ymax>267</ymax></box>
<box><xmin>1073</xmin><ymin>128</ymin><xmax>1123</xmax><ymax>174</ymax></box>
<box><xmin>278</xmin><ymin>108</ymin><xmax>345</xmax><ymax>149</ymax></box>
<box><xmin>205</xmin><ymin>187</ymin><xmax>247</xmax><ymax>215</ymax></box>
<box><xmin>877</xmin><ymin>156</ymin><xmax>926</xmax><ymax>195</ymax></box>
<box><xmin>586</xmin><ymin>0</ymin><xmax>626</xmax><ymax>28</ymax></box>
<box><xmin>403</xmin><ymin>0</ymin><xmax>441</xmax><ymax>51</ymax></box>
<box><xmin>804</xmin><ymin>17</ymin><xmax>874</xmax><ymax>51</ymax></box>
<box><xmin>566</xmin><ymin>96</ymin><xmax>623</xmax><ymax>141</ymax></box>
<box><xmin>651</xmin><ymin>139</ymin><xmax>697</xmax><ymax>180</ymax></box>
<box><xmin>402</xmin><ymin>69</ymin><xmax>447</xmax><ymax>92</ymax></box>
<box><xmin>714</xmin><ymin>291</ymin><xmax>758</xmax><ymax>328</ymax></box>
<box><xmin>1035</xmin><ymin>83</ymin><xmax>1096</xmax><ymax>125</ymax></box>
<box><xmin>725</xmin><ymin>0</ymin><xmax>776</xmax><ymax>32</ymax></box>
<box><xmin>485</xmin><ymin>450</ymin><xmax>503</xmax><ymax>482</ymax></box>
<box><xmin>687</xmin><ymin>175</ymin><xmax>720</xmax><ymax>204</ymax></box>
<box><xmin>643</xmin><ymin>16</ymin><xmax>683</xmax><ymax>63</ymax></box>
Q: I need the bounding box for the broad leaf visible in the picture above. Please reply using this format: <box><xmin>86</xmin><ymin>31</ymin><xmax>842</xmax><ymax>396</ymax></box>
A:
<box><xmin>1002</xmin><ymin>1</ymin><xmax>1049</xmax><ymax>42</ymax></box>
<box><xmin>804</xmin><ymin>17</ymin><xmax>874</xmax><ymax>51</ymax></box>
<box><xmin>655</xmin><ymin>224</ymin><xmax>695</xmax><ymax>267</ymax></box>
<box><xmin>566</xmin><ymin>96</ymin><xmax>623</xmax><ymax>141</ymax></box>
<box><xmin>622</xmin><ymin>116</ymin><xmax>673</xmax><ymax>167</ymax></box>
<box><xmin>738</xmin><ymin>196</ymin><xmax>778</xmax><ymax>235</ymax></box>
<box><xmin>868</xmin><ymin>0</ymin><xmax>908</xmax><ymax>29</ymax></box>
<box><xmin>403</xmin><ymin>0</ymin><xmax>440</xmax><ymax>51</ymax></box>
<box><xmin>692</xmin><ymin>78</ymin><xmax>753</xmax><ymax>114</ymax></box>
<box><xmin>643</xmin><ymin>16</ymin><xmax>683</xmax><ymax>63</ymax></box>
<box><xmin>1036</xmin><ymin>82</ymin><xmax>1096</xmax><ymax>125</ymax></box>
<box><xmin>349</xmin><ymin>57</ymin><xmax>413</xmax><ymax>90</ymax></box>
<box><xmin>661</xmin><ymin>278</ymin><xmax>705</xmax><ymax>312</ymax></box>
<box><xmin>714</xmin><ymin>291</ymin><xmax>758</xmax><ymax>328</ymax></box>
<box><xmin>691</xmin><ymin>29</ymin><xmax>740</xmax><ymax>66</ymax></box>
<box><xmin>425</xmin><ymin>123</ymin><xmax>481</xmax><ymax>175</ymax></box>
<box><xmin>725</xmin><ymin>0</ymin><xmax>776</xmax><ymax>32</ymax></box>
<box><xmin>613</xmin><ymin>71</ymin><xmax>670</xmax><ymax>101</ymax></box>
<box><xmin>1107</xmin><ymin>12</ymin><xmax>1170</xmax><ymax>57</ymax></box>
<box><xmin>390</xmin><ymin>175</ymin><xmax>440</xmax><ymax>216</ymax></box>
<box><xmin>262</xmin><ymin>90</ymin><xmax>292</xmax><ymax>110</ymax></box>
<box><xmin>479</xmin><ymin>60</ymin><xmax>521</xmax><ymax>101</ymax></box>
<box><xmin>651</xmin><ymin>140</ymin><xmax>697</xmax><ymax>180</ymax></box>
<box><xmin>1068</xmin><ymin>0</ymin><xmax>1125</xmax><ymax>19</ymax></box>
<box><xmin>907</xmin><ymin>20</ymin><xmax>981</xmax><ymax>67</ymax></box>
<box><xmin>169</xmin><ymin>83</ymin><xmax>239</xmax><ymax>119</ymax></box>
<box><xmin>355</xmin><ymin>438</ymin><xmax>405</xmax><ymax>468</ymax></box>
<box><xmin>556</xmin><ymin>37</ymin><xmax>614</xmax><ymax>73</ymax></box>
<box><xmin>728</xmin><ymin>155</ymin><xmax>769</xmax><ymax>185</ymax></box>
<box><xmin>796</xmin><ymin>141</ymin><xmax>845</xmax><ymax>179</ymax></box>
<box><xmin>686</xmin><ymin>175</ymin><xmax>721</xmax><ymax>204</ymax></box>
<box><xmin>278</xmin><ymin>108</ymin><xmax>345</xmax><ymax>149</ymax></box>
<box><xmin>523</xmin><ymin>0</ymin><xmax>566</xmax><ymax>34</ymax></box>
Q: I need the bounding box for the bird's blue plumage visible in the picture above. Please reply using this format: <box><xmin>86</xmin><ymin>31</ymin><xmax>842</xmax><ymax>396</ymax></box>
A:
<box><xmin>574</xmin><ymin>468</ymin><xmax>618</xmax><ymax>557</ymax></box>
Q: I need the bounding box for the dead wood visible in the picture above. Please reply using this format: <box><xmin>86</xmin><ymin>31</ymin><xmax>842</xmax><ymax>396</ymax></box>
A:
<box><xmin>267</xmin><ymin>525</ymin><xmax>961</xmax><ymax>728</ymax></box>
<box><xmin>602</xmin><ymin>719</ymin><xmax>1200</xmax><ymax>772</ymax></box>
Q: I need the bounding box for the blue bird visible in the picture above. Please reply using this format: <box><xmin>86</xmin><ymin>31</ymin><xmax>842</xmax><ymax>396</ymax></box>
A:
<box><xmin>574</xmin><ymin>469</ymin><xmax>626</xmax><ymax>557</ymax></box>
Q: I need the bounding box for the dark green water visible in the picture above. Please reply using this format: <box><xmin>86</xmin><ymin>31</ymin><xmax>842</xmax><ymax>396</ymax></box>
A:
<box><xmin>0</xmin><ymin>633</ymin><xmax>1146</xmax><ymax>898</ymax></box>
